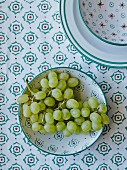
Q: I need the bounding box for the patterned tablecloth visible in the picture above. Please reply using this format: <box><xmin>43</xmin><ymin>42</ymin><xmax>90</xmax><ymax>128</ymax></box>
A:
<box><xmin>0</xmin><ymin>0</ymin><xmax>127</xmax><ymax>169</ymax></box>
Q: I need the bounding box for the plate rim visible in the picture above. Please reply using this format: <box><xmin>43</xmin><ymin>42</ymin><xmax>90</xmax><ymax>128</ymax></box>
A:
<box><xmin>60</xmin><ymin>0</ymin><xmax>127</xmax><ymax>68</ymax></box>
<box><xmin>18</xmin><ymin>67</ymin><xmax>106</xmax><ymax>156</ymax></box>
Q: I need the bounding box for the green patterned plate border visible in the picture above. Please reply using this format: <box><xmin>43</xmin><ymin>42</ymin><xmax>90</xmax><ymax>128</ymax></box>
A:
<box><xmin>18</xmin><ymin>67</ymin><xmax>106</xmax><ymax>156</ymax></box>
<box><xmin>60</xmin><ymin>0</ymin><xmax>127</xmax><ymax>68</ymax></box>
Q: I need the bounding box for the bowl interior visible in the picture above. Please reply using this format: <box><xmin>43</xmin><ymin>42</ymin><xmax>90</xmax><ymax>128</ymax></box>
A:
<box><xmin>79</xmin><ymin>0</ymin><xmax>127</xmax><ymax>45</ymax></box>
<box><xmin>19</xmin><ymin>67</ymin><xmax>106</xmax><ymax>155</ymax></box>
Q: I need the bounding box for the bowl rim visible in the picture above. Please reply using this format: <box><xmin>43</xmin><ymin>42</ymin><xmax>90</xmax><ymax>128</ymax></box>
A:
<box><xmin>18</xmin><ymin>67</ymin><xmax>107</xmax><ymax>156</ymax></box>
<box><xmin>78</xmin><ymin>0</ymin><xmax>127</xmax><ymax>46</ymax></box>
<box><xmin>60</xmin><ymin>0</ymin><xmax>127</xmax><ymax>68</ymax></box>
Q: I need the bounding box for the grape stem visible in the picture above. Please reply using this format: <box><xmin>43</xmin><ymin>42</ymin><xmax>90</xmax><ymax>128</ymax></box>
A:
<box><xmin>57</xmin><ymin>100</ymin><xmax>67</xmax><ymax>110</ymax></box>
<box><xmin>39</xmin><ymin>123</ymin><xmax>44</xmax><ymax>126</ymax></box>
<box><xmin>38</xmin><ymin>111</ymin><xmax>46</xmax><ymax>125</ymax></box>
<box><xmin>26</xmin><ymin>79</ymin><xmax>35</xmax><ymax>95</ymax></box>
<box><xmin>47</xmin><ymin>90</ymin><xmax>52</xmax><ymax>96</ymax></box>
<box><xmin>31</xmin><ymin>96</ymin><xmax>35</xmax><ymax>102</ymax></box>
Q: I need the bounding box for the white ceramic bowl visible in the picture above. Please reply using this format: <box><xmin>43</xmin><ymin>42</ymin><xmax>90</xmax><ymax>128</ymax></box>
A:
<box><xmin>79</xmin><ymin>0</ymin><xmax>127</xmax><ymax>45</ymax></box>
<box><xmin>19</xmin><ymin>67</ymin><xmax>106</xmax><ymax>155</ymax></box>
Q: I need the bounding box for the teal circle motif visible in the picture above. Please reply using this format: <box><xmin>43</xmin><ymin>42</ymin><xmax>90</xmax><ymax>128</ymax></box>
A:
<box><xmin>98</xmin><ymin>14</ymin><xmax>103</xmax><ymax>19</ymax></box>
<box><xmin>122</xmin><ymin>33</ymin><xmax>127</xmax><ymax>36</ymax></box>
<box><xmin>88</xmin><ymin>2</ymin><xmax>92</xmax><ymax>8</ymax></box>
<box><xmin>110</xmin><ymin>24</ymin><xmax>115</xmax><ymax>29</ymax></box>
<box><xmin>109</xmin><ymin>2</ymin><xmax>114</xmax><ymax>7</ymax></box>
<box><xmin>121</xmin><ymin>13</ymin><xmax>126</xmax><ymax>18</ymax></box>
<box><xmin>92</xmin><ymin>22</ymin><xmax>96</xmax><ymax>26</ymax></box>
<box><xmin>102</xmin><ymin>31</ymin><xmax>106</xmax><ymax>35</ymax></box>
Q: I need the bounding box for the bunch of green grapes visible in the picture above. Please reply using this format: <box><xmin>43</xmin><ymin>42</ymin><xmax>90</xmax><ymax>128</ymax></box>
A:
<box><xmin>17</xmin><ymin>71</ymin><xmax>110</xmax><ymax>137</ymax></box>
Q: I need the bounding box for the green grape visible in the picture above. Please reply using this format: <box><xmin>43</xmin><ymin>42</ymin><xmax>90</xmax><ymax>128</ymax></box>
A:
<box><xmin>38</xmin><ymin>113</ymin><xmax>44</xmax><ymax>123</ymax></box>
<box><xmin>78</xmin><ymin>101</ymin><xmax>83</xmax><ymax>109</ymax></box>
<box><xmin>83</xmin><ymin>100</ymin><xmax>90</xmax><ymax>109</ymax></box>
<box><xmin>55</xmin><ymin>95</ymin><xmax>64</xmax><ymax>101</ymax></box>
<box><xmin>23</xmin><ymin>102</ymin><xmax>30</xmax><ymax>110</ymax></box>
<box><xmin>49</xmin><ymin>77</ymin><xmax>58</xmax><ymax>88</ymax></box>
<box><xmin>90</xmin><ymin>108</ymin><xmax>95</xmax><ymax>112</ymax></box>
<box><xmin>98</xmin><ymin>104</ymin><xmax>107</xmax><ymax>114</ymax></box>
<box><xmin>58</xmin><ymin>72</ymin><xmax>69</xmax><ymax>81</ymax></box>
<box><xmin>23</xmin><ymin>104</ymin><xmax>32</xmax><ymax>118</ymax></box>
<box><xmin>39</xmin><ymin>126</ymin><xmax>47</xmax><ymax>134</ymax></box>
<box><xmin>41</xmin><ymin>88</ymin><xmax>49</xmax><ymax>93</ymax></box>
<box><xmin>26</xmin><ymin>79</ymin><xmax>38</xmax><ymax>96</ymax></box>
<box><xmin>63</xmin><ymin>128</ymin><xmax>72</xmax><ymax>137</ymax></box>
<box><xmin>81</xmin><ymin>120</ymin><xmax>92</xmax><ymax>133</ymax></box>
<box><xmin>40</xmin><ymin>78</ymin><xmax>49</xmax><ymax>88</ymax></box>
<box><xmin>75</xmin><ymin>126</ymin><xmax>81</xmax><ymax>135</ymax></box>
<box><xmin>30</xmin><ymin>114</ymin><xmax>38</xmax><ymax>123</ymax></box>
<box><xmin>62</xmin><ymin>109</ymin><xmax>71</xmax><ymax>120</ymax></box>
<box><xmin>17</xmin><ymin>94</ymin><xmax>29</xmax><ymax>104</ymax></box>
<box><xmin>88</xmin><ymin>96</ymin><xmax>99</xmax><ymax>109</ymax></box>
<box><xmin>58</xmin><ymin>117</ymin><xmax>64</xmax><ymax>122</ymax></box>
<box><xmin>21</xmin><ymin>71</ymin><xmax>109</xmax><ymax>135</ymax></box>
<box><xmin>56</xmin><ymin>122</ymin><xmax>66</xmax><ymax>131</ymax></box>
<box><xmin>70</xmin><ymin>109</ymin><xmax>81</xmax><ymax>118</ymax></box>
<box><xmin>34</xmin><ymin>91</ymin><xmax>46</xmax><ymax>100</ymax></box>
<box><xmin>92</xmin><ymin>122</ymin><xmax>102</xmax><ymax>131</ymax></box>
<box><xmin>23</xmin><ymin>109</ymin><xmax>32</xmax><ymax>118</ymax></box>
<box><xmin>27</xmin><ymin>79</ymin><xmax>46</xmax><ymax>100</ymax></box>
<box><xmin>44</xmin><ymin>123</ymin><xmax>56</xmax><ymax>133</ymax></box>
<box><xmin>67</xmin><ymin>77</ymin><xmax>79</xmax><ymax>87</ymax></box>
<box><xmin>90</xmin><ymin>112</ymin><xmax>102</xmax><ymax>123</ymax></box>
<box><xmin>44</xmin><ymin>97</ymin><xmax>55</xmax><ymax>107</ymax></box>
<box><xmin>66</xmin><ymin>99</ymin><xmax>79</xmax><ymax>109</ymax></box>
<box><xmin>57</xmin><ymin>80</ymin><xmax>66</xmax><ymax>91</ymax></box>
<box><xmin>45</xmin><ymin>112</ymin><xmax>54</xmax><ymax>124</ymax></box>
<box><xmin>32</xmin><ymin>122</ymin><xmax>42</xmax><ymax>132</ymax></box>
<box><xmin>81</xmin><ymin>130</ymin><xmax>90</xmax><ymax>135</ymax></box>
<box><xmin>39</xmin><ymin>101</ymin><xmax>46</xmax><ymax>111</ymax></box>
<box><xmin>101</xmin><ymin>114</ymin><xmax>110</xmax><ymax>124</ymax></box>
<box><xmin>30</xmin><ymin>102</ymin><xmax>40</xmax><ymax>114</ymax></box>
<box><xmin>45</xmin><ymin>108</ymin><xmax>53</xmax><ymax>113</ymax></box>
<box><xmin>74</xmin><ymin>116</ymin><xmax>85</xmax><ymax>125</ymax></box>
<box><xmin>67</xmin><ymin>121</ymin><xmax>77</xmax><ymax>133</ymax></box>
<box><xmin>64</xmin><ymin>88</ymin><xmax>73</xmax><ymax>99</ymax></box>
<box><xmin>31</xmin><ymin>88</ymin><xmax>39</xmax><ymax>93</ymax></box>
<box><xmin>81</xmin><ymin>108</ymin><xmax>90</xmax><ymax>117</ymax></box>
<box><xmin>41</xmin><ymin>114</ymin><xmax>45</xmax><ymax>123</ymax></box>
<box><xmin>52</xmin><ymin>88</ymin><xmax>62</xmax><ymax>98</ymax></box>
<box><xmin>48</xmin><ymin>71</ymin><xmax>57</xmax><ymax>79</ymax></box>
<box><xmin>53</xmin><ymin>110</ymin><xmax>62</xmax><ymax>120</ymax></box>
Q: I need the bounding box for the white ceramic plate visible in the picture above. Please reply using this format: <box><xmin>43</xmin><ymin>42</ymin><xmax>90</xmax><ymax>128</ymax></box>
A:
<box><xmin>60</xmin><ymin>0</ymin><xmax>127</xmax><ymax>68</ymax></box>
<box><xmin>79</xmin><ymin>0</ymin><xmax>127</xmax><ymax>46</ymax></box>
<box><xmin>19</xmin><ymin>67</ymin><xmax>106</xmax><ymax>155</ymax></box>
